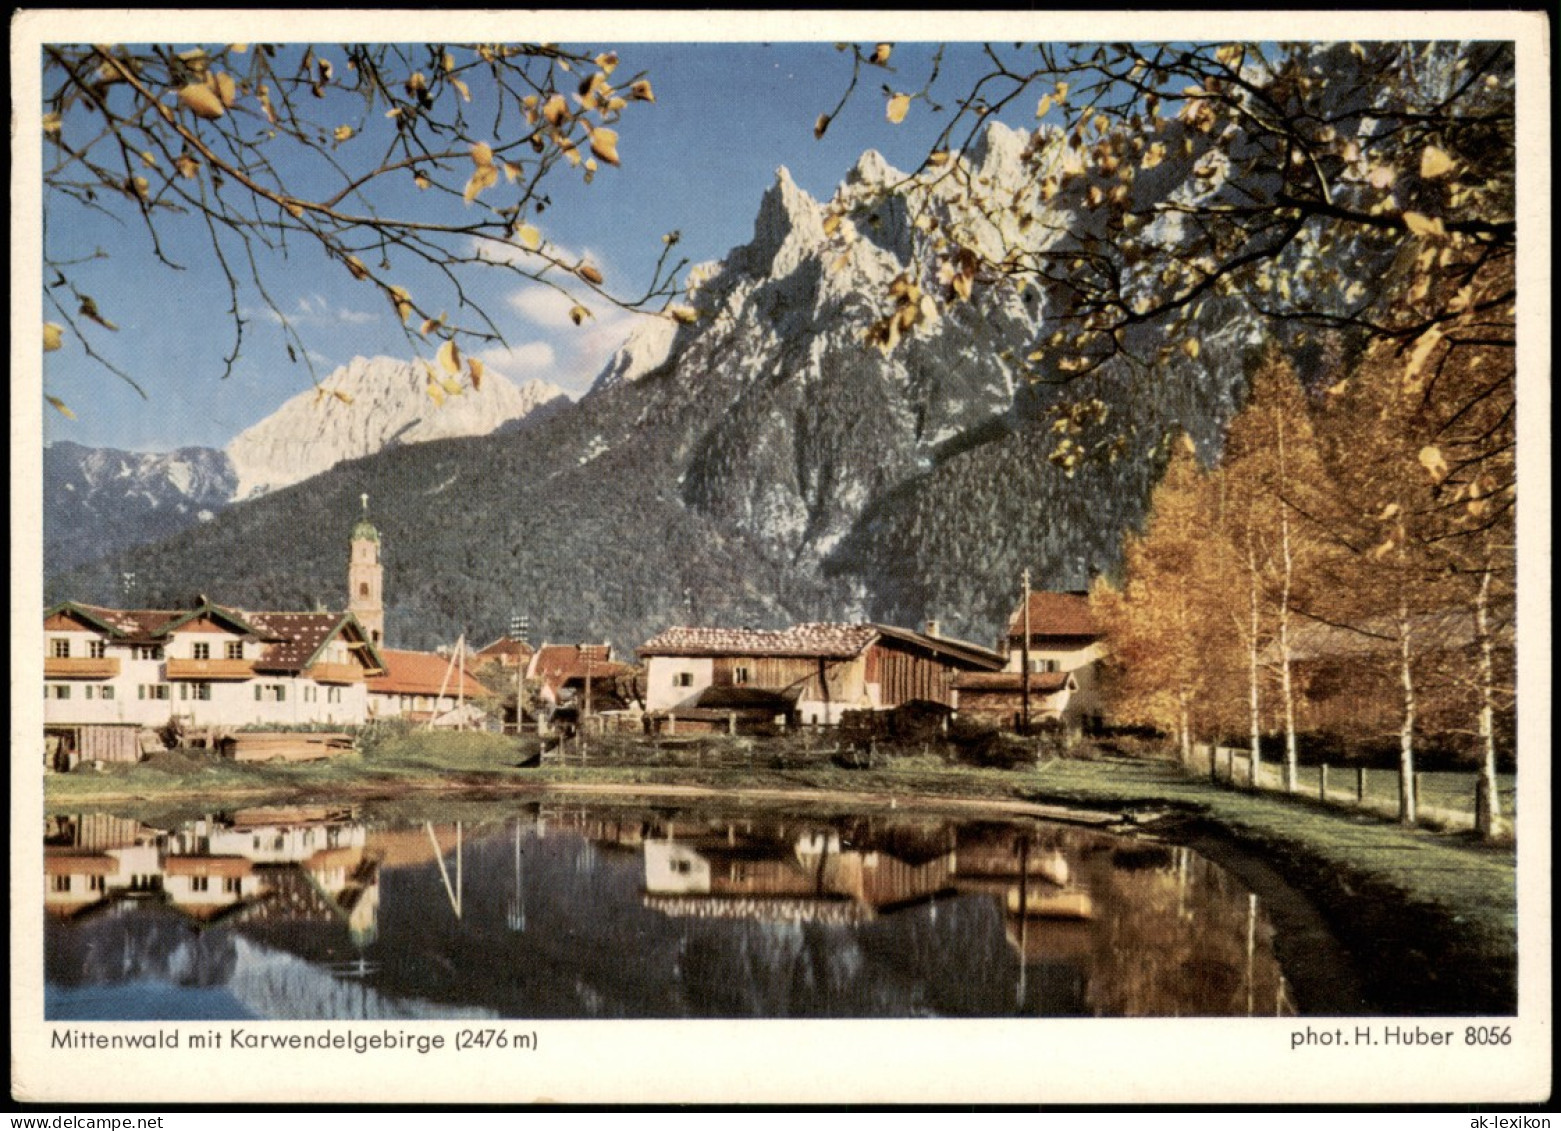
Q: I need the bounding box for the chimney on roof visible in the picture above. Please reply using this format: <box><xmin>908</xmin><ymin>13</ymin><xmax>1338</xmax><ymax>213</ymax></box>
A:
<box><xmin>924</xmin><ymin>619</ymin><xmax>940</xmax><ymax>638</ymax></box>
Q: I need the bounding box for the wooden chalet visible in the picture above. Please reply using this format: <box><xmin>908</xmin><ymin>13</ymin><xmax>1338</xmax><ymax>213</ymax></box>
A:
<box><xmin>994</xmin><ymin>589</ymin><xmax>1108</xmax><ymax>731</ymax></box>
<box><xmin>638</xmin><ymin>621</ymin><xmax>1006</xmax><ymax>728</ymax></box>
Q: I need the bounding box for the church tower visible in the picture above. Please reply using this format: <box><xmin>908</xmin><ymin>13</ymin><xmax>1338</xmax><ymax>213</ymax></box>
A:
<box><xmin>348</xmin><ymin>493</ymin><xmax>385</xmax><ymax>646</ymax></box>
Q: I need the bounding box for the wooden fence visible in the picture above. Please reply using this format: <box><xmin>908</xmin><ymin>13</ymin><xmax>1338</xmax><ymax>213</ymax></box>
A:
<box><xmin>1190</xmin><ymin>743</ymin><xmax>1516</xmax><ymax>836</ymax></box>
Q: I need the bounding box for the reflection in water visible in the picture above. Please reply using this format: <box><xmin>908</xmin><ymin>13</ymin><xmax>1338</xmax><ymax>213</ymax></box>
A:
<box><xmin>44</xmin><ymin>805</ymin><xmax>1295</xmax><ymax>1020</ymax></box>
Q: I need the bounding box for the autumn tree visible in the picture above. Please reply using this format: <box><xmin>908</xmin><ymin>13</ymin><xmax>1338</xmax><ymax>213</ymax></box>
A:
<box><xmin>1219</xmin><ymin>345</ymin><xmax>1333</xmax><ymax>791</ymax></box>
<box><xmin>1094</xmin><ymin>439</ymin><xmax>1228</xmax><ymax>764</ymax></box>
<box><xmin>40</xmin><ymin>41</ymin><xmax>682</xmax><ymax>404</ymax></box>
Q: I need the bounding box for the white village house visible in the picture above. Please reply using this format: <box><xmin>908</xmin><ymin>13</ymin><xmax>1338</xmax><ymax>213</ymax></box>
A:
<box><xmin>42</xmin><ymin>504</ymin><xmax>395</xmax><ymax>768</ymax></box>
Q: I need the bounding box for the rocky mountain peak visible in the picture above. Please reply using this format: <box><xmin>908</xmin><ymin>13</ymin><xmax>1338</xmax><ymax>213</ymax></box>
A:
<box><xmin>225</xmin><ymin>355</ymin><xmax>566</xmax><ymax>499</ymax></box>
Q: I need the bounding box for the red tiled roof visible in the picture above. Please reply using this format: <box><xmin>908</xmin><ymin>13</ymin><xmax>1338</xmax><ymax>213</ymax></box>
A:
<box><xmin>476</xmin><ymin>636</ymin><xmax>534</xmax><ymax>661</ymax></box>
<box><xmin>368</xmin><ymin>649</ymin><xmax>489</xmax><ymax>698</ymax></box>
<box><xmin>530</xmin><ymin>643</ymin><xmax>623</xmax><ymax>685</ymax></box>
<box><xmin>246</xmin><ymin>612</ymin><xmax>354</xmax><ymax>672</ymax></box>
<box><xmin>1007</xmin><ymin>591</ymin><xmax>1100</xmax><ymax>640</ymax></box>
<box><xmin>952</xmin><ymin>671</ymin><xmax>1073</xmax><ymax>693</ymax></box>
<box><xmin>639</xmin><ymin>624</ymin><xmax>879</xmax><ymax>659</ymax></box>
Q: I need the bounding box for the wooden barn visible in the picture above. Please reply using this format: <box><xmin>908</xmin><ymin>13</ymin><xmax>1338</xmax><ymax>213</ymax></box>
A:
<box><xmin>638</xmin><ymin>622</ymin><xmax>1005</xmax><ymax>727</ymax></box>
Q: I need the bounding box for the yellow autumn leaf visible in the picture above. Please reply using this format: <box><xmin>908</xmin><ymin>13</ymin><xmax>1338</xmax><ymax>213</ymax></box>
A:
<box><xmin>870</xmin><ymin>43</ymin><xmax>892</xmax><ymax>66</ymax></box>
<box><xmin>46</xmin><ymin>394</ymin><xmax>76</xmax><ymax>419</ymax></box>
<box><xmin>140</xmin><ymin>150</ymin><xmax>157</xmax><ymax>167</ymax></box>
<box><xmin>886</xmin><ymin>93</ymin><xmax>911</xmax><ymax>124</ymax></box>
<box><xmin>1036</xmin><ymin>94</ymin><xmax>1053</xmax><ymax>119</ymax></box>
<box><xmin>568</xmin><ymin>304</ymin><xmax>591</xmax><ymax>326</ymax></box>
<box><xmin>464</xmin><ymin>162</ymin><xmax>499</xmax><ymax>203</ymax></box>
<box><xmin>426</xmin><ymin>380</ymin><xmax>446</xmax><ymax>407</ymax></box>
<box><xmin>594</xmin><ymin>52</ymin><xmax>618</xmax><ymax>75</ymax></box>
<box><xmin>588</xmin><ymin>127</ymin><xmax>620</xmax><ymax>166</ymax></box>
<box><xmin>345</xmin><ymin>256</ymin><xmax>369</xmax><ymax>281</ymax></box>
<box><xmin>439</xmin><ymin>373</ymin><xmax>463</xmax><ymax>396</ymax></box>
<box><xmin>451</xmin><ymin>76</ymin><xmax>472</xmax><ymax>102</ymax></box>
<box><xmin>388</xmin><ymin>285</ymin><xmax>413</xmax><ymax>324</ymax></box>
<box><xmin>331</xmin><ymin>389</ymin><xmax>354</xmax><ymax>405</ymax></box>
<box><xmin>630</xmin><ymin>79</ymin><xmax>655</xmax><ymax>102</ymax></box>
<box><xmin>669</xmin><ymin>306</ymin><xmax>699</xmax><ymax>324</ymax></box>
<box><xmin>43</xmin><ymin>323</ymin><xmax>64</xmax><ymax>351</ymax></box>
<box><xmin>1418</xmin><ymin>445</ymin><xmax>1449</xmax><ymax>482</ymax></box>
<box><xmin>471</xmin><ymin>142</ymin><xmax>495</xmax><ymax>167</ymax></box>
<box><xmin>333</xmin><ymin>125</ymin><xmax>354</xmax><ymax>142</ymax></box>
<box><xmin>437</xmin><ymin>339</ymin><xmax>461</xmax><ymax>375</ymax></box>
<box><xmin>468</xmin><ymin>357</ymin><xmax>485</xmax><ymax>390</ymax></box>
<box><xmin>1179</xmin><ymin>432</ymin><xmax>1198</xmax><ymax>455</ymax></box>
<box><xmin>504</xmin><ymin>161</ymin><xmax>523</xmax><ymax>184</ymax></box>
<box><xmin>177</xmin><ymin>83</ymin><xmax>226</xmax><ymax>120</ymax></box>
<box><xmin>42</xmin><ymin>111</ymin><xmax>62</xmax><ymax>135</ymax></box>
<box><xmin>1403</xmin><ymin>211</ymin><xmax>1446</xmax><ymax>238</ymax></box>
<box><xmin>209</xmin><ymin>70</ymin><xmax>237</xmax><ymax>108</ymax></box>
<box><xmin>1183</xmin><ymin>337</ymin><xmax>1201</xmax><ymax>359</ymax></box>
<box><xmin>515</xmin><ymin>223</ymin><xmax>542</xmax><ymax>250</ymax></box>
<box><xmin>542</xmin><ymin>93</ymin><xmax>569</xmax><ymax>126</ymax></box>
<box><xmin>1369</xmin><ymin>537</ymin><xmax>1396</xmax><ymax>561</ymax></box>
<box><xmin>577</xmin><ymin>262</ymin><xmax>604</xmax><ymax>285</ymax></box>
<box><xmin>814</xmin><ymin>113</ymin><xmax>831</xmax><ymax>140</ymax></box>
<box><xmin>284</xmin><ymin>200</ymin><xmax>305</xmax><ymax>219</ymax></box>
<box><xmin>175</xmin><ymin>153</ymin><xmax>200</xmax><ymax>179</ymax></box>
<box><xmin>1420</xmin><ymin>145</ymin><xmax>1454</xmax><ymax>179</ymax></box>
<box><xmin>413</xmin><ymin>170</ymin><xmax>431</xmax><ymax>190</ymax></box>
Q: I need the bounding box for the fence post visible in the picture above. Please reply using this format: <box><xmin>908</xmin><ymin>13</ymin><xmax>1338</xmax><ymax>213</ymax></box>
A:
<box><xmin>1475</xmin><ymin>776</ymin><xmax>1493</xmax><ymax>839</ymax></box>
<box><xmin>1225</xmin><ymin>747</ymin><xmax>1235</xmax><ymax>785</ymax></box>
<box><xmin>1319</xmin><ymin>764</ymin><xmax>1329</xmax><ymax>803</ymax></box>
<box><xmin>1356</xmin><ymin>766</ymin><xmax>1366</xmax><ymax>805</ymax></box>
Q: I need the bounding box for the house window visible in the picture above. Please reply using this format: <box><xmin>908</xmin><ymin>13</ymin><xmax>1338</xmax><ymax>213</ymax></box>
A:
<box><xmin>139</xmin><ymin>684</ymin><xmax>170</xmax><ymax>700</ymax></box>
<box><xmin>100</xmin><ymin>685</ymin><xmax>115</xmax><ymax>701</ymax></box>
<box><xmin>223</xmin><ymin>876</ymin><xmax>242</xmax><ymax>894</ymax></box>
<box><xmin>51</xmin><ymin>638</ymin><xmax>71</xmax><ymax>658</ymax></box>
<box><xmin>133</xmin><ymin>645</ymin><xmax>164</xmax><ymax>661</ymax></box>
<box><xmin>45</xmin><ymin>684</ymin><xmax>71</xmax><ymax>700</ymax></box>
<box><xmin>674</xmin><ymin>672</ymin><xmax>694</xmax><ymax>688</ymax></box>
<box><xmin>327</xmin><ymin>686</ymin><xmax>343</xmax><ymax>704</ymax></box>
<box><xmin>226</xmin><ymin>641</ymin><xmax>244</xmax><ymax>660</ymax></box>
<box><xmin>302</xmin><ymin>685</ymin><xmax>317</xmax><ymax>703</ymax></box>
<box><xmin>359</xmin><ymin>582</ymin><xmax>370</xmax><ymax>597</ymax></box>
<box><xmin>179</xmin><ymin>682</ymin><xmax>212</xmax><ymax>701</ymax></box>
<box><xmin>51</xmin><ymin>875</ymin><xmax>72</xmax><ymax>893</ymax></box>
<box><xmin>254</xmin><ymin>684</ymin><xmax>286</xmax><ymax>702</ymax></box>
<box><xmin>89</xmin><ymin>640</ymin><xmax>107</xmax><ymax>659</ymax></box>
<box><xmin>193</xmin><ymin>642</ymin><xmax>210</xmax><ymax>660</ymax></box>
<box><xmin>189</xmin><ymin>876</ymin><xmax>209</xmax><ymax>893</ymax></box>
<box><xmin>88</xmin><ymin>875</ymin><xmax>105</xmax><ymax>892</ymax></box>
<box><xmin>733</xmin><ymin>666</ymin><xmax>750</xmax><ymax>685</ymax></box>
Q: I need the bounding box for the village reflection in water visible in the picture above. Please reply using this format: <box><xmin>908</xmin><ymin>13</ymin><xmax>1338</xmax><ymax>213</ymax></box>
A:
<box><xmin>45</xmin><ymin>805</ymin><xmax>1295</xmax><ymax>1020</ymax></box>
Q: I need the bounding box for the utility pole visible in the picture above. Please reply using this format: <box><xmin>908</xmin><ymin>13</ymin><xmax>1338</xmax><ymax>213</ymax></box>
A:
<box><xmin>510</xmin><ymin>612</ymin><xmax>528</xmax><ymax>736</ymax></box>
<box><xmin>1021</xmin><ymin>569</ymin><xmax>1032</xmax><ymax>733</ymax></box>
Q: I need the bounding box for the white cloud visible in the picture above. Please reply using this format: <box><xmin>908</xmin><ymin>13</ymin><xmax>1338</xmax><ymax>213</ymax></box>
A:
<box><xmin>246</xmin><ymin>294</ymin><xmax>378</xmax><ymax>327</ymax></box>
<box><xmin>477</xmin><ymin>341</ymin><xmax>556</xmax><ymax>375</ymax></box>
<box><xmin>507</xmin><ymin>286</ymin><xmax>582</xmax><ymax>329</ymax></box>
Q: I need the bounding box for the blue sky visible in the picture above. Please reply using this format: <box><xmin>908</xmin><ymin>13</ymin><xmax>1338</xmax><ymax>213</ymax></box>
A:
<box><xmin>40</xmin><ymin>40</ymin><xmax>1049</xmax><ymax>452</ymax></box>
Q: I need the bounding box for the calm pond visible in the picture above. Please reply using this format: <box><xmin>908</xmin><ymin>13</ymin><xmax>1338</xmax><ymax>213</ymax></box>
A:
<box><xmin>44</xmin><ymin>803</ymin><xmax>1296</xmax><ymax>1020</ymax></box>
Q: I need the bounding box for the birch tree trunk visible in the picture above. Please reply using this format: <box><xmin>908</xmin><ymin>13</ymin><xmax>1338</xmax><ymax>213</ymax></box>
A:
<box><xmin>1396</xmin><ymin>591</ymin><xmax>1418</xmax><ymax>826</ymax></box>
<box><xmin>1475</xmin><ymin>557</ymin><xmax>1502</xmax><ymax>837</ymax></box>
<box><xmin>1247</xmin><ymin>520</ymin><xmax>1263</xmax><ymax>788</ymax></box>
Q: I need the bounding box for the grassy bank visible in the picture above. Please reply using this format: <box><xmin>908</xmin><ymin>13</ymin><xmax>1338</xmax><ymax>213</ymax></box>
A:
<box><xmin>41</xmin><ymin>729</ymin><xmax>1517</xmax><ymax>1014</ymax></box>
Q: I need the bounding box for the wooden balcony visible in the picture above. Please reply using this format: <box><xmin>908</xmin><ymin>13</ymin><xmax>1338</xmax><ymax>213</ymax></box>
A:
<box><xmin>305</xmin><ymin>661</ymin><xmax>363</xmax><ymax>684</ymax></box>
<box><xmin>165</xmin><ymin>657</ymin><xmax>255</xmax><ymax>681</ymax></box>
<box><xmin>44</xmin><ymin>656</ymin><xmax>120</xmax><ymax>679</ymax></box>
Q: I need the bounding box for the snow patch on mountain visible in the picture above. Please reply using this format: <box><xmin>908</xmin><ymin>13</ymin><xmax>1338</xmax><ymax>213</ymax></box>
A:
<box><xmin>225</xmin><ymin>355</ymin><xmax>566</xmax><ymax>499</ymax></box>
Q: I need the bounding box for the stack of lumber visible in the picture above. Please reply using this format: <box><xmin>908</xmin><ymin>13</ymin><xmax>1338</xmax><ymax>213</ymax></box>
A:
<box><xmin>219</xmin><ymin>732</ymin><xmax>355</xmax><ymax>763</ymax></box>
